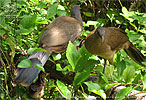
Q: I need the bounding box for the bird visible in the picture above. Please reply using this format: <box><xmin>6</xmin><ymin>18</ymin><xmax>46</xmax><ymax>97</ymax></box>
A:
<box><xmin>14</xmin><ymin>5</ymin><xmax>83</xmax><ymax>86</ymax></box>
<box><xmin>84</xmin><ymin>27</ymin><xmax>146</xmax><ymax>73</ymax></box>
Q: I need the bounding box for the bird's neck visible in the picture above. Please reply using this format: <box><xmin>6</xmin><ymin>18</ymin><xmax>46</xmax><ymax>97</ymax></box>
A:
<box><xmin>71</xmin><ymin>10</ymin><xmax>82</xmax><ymax>23</ymax></box>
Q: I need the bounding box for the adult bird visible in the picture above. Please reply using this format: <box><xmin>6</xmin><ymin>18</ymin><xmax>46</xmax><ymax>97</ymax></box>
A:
<box><xmin>14</xmin><ymin>5</ymin><xmax>83</xmax><ymax>86</ymax></box>
<box><xmin>84</xmin><ymin>27</ymin><xmax>146</xmax><ymax>72</ymax></box>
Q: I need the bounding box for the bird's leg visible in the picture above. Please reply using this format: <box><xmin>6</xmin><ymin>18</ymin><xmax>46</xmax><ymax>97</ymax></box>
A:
<box><xmin>103</xmin><ymin>59</ymin><xmax>107</xmax><ymax>74</ymax></box>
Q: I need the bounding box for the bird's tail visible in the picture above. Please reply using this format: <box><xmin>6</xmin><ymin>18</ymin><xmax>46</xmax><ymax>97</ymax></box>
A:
<box><xmin>14</xmin><ymin>52</ymin><xmax>49</xmax><ymax>86</ymax></box>
<box><xmin>124</xmin><ymin>44</ymin><xmax>146</xmax><ymax>67</ymax></box>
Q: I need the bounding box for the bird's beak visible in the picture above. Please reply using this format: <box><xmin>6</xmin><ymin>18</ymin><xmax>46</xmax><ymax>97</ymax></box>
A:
<box><xmin>101</xmin><ymin>36</ymin><xmax>104</xmax><ymax>42</ymax></box>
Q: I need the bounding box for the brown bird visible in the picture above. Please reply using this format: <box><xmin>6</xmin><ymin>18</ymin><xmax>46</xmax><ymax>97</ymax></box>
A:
<box><xmin>84</xmin><ymin>27</ymin><xmax>146</xmax><ymax>72</ymax></box>
<box><xmin>14</xmin><ymin>5</ymin><xmax>82</xmax><ymax>86</ymax></box>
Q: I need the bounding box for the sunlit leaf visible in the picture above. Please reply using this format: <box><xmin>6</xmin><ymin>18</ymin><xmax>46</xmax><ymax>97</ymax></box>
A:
<box><xmin>17</xmin><ymin>59</ymin><xmax>32</xmax><ymax>68</ymax></box>
<box><xmin>66</xmin><ymin>41</ymin><xmax>79</xmax><ymax>71</ymax></box>
<box><xmin>52</xmin><ymin>53</ymin><xmax>61</xmax><ymax>61</ymax></box>
<box><xmin>115</xmin><ymin>87</ymin><xmax>132</xmax><ymax>100</ymax></box>
<box><xmin>105</xmin><ymin>83</ymin><xmax>121</xmax><ymax>91</ymax></box>
<box><xmin>84</xmin><ymin>81</ymin><xmax>101</xmax><ymax>91</ymax></box>
<box><xmin>34</xmin><ymin>64</ymin><xmax>45</xmax><ymax>72</ymax></box>
<box><xmin>73</xmin><ymin>70</ymin><xmax>90</xmax><ymax>87</ymax></box>
<box><xmin>143</xmin><ymin>74</ymin><xmax>146</xmax><ymax>90</ymax></box>
<box><xmin>27</xmin><ymin>48</ymin><xmax>46</xmax><ymax>55</ymax></box>
<box><xmin>56</xmin><ymin>80</ymin><xmax>71</xmax><ymax>99</ymax></box>
<box><xmin>123</xmin><ymin>66</ymin><xmax>135</xmax><ymax>83</ymax></box>
<box><xmin>47</xmin><ymin>3</ymin><xmax>58</xmax><ymax>18</ymax></box>
<box><xmin>91</xmin><ymin>90</ymin><xmax>106</xmax><ymax>100</ymax></box>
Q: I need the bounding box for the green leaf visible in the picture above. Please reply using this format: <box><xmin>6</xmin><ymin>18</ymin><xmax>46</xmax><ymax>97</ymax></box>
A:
<box><xmin>52</xmin><ymin>53</ymin><xmax>61</xmax><ymax>61</ymax></box>
<box><xmin>115</xmin><ymin>87</ymin><xmax>132</xmax><ymax>100</ymax></box>
<box><xmin>34</xmin><ymin>64</ymin><xmax>45</xmax><ymax>72</ymax></box>
<box><xmin>105</xmin><ymin>83</ymin><xmax>120</xmax><ymax>91</ymax></box>
<box><xmin>121</xmin><ymin>7</ymin><xmax>135</xmax><ymax>22</ymax></box>
<box><xmin>0</xmin><ymin>29</ymin><xmax>5</xmax><ymax>36</ymax></box>
<box><xmin>56</xmin><ymin>80</ymin><xmax>71</xmax><ymax>99</ymax></box>
<box><xmin>57</xmin><ymin>10</ymin><xmax>67</xmax><ymax>16</ymax></box>
<box><xmin>106</xmin><ymin>11</ymin><xmax>115</xmax><ymax>22</ymax></box>
<box><xmin>91</xmin><ymin>90</ymin><xmax>106</xmax><ymax>100</ymax></box>
<box><xmin>57</xmin><ymin>5</ymin><xmax>67</xmax><ymax>16</ymax></box>
<box><xmin>47</xmin><ymin>3</ymin><xmax>58</xmax><ymax>18</ymax></box>
<box><xmin>104</xmin><ymin>65</ymin><xmax>114</xmax><ymax>79</ymax></box>
<box><xmin>83</xmin><ymin>12</ymin><xmax>94</xmax><ymax>17</ymax></box>
<box><xmin>17</xmin><ymin>59</ymin><xmax>32</xmax><ymax>68</ymax></box>
<box><xmin>143</xmin><ymin>74</ymin><xmax>146</xmax><ymax>90</ymax></box>
<box><xmin>97</xmin><ymin>73</ymin><xmax>109</xmax><ymax>88</ymax></box>
<box><xmin>86</xmin><ymin>21</ymin><xmax>98</xmax><ymax>26</ymax></box>
<box><xmin>116</xmin><ymin>60</ymin><xmax>126</xmax><ymax>76</ymax></box>
<box><xmin>123</xmin><ymin>66</ymin><xmax>135</xmax><ymax>83</ymax></box>
<box><xmin>66</xmin><ymin>41</ymin><xmax>79</xmax><ymax>71</ymax></box>
<box><xmin>84</xmin><ymin>81</ymin><xmax>101</xmax><ymax>91</ymax></box>
<box><xmin>27</xmin><ymin>48</ymin><xmax>46</xmax><ymax>55</ymax></box>
<box><xmin>56</xmin><ymin>64</ymin><xmax>68</xmax><ymax>71</ymax></box>
<box><xmin>18</xmin><ymin>15</ymin><xmax>37</xmax><ymax>34</ymax></box>
<box><xmin>73</xmin><ymin>70</ymin><xmax>90</xmax><ymax>87</ymax></box>
<box><xmin>75</xmin><ymin>45</ymin><xmax>96</xmax><ymax>72</ymax></box>
<box><xmin>19</xmin><ymin>15</ymin><xmax>37</xmax><ymax>29</ymax></box>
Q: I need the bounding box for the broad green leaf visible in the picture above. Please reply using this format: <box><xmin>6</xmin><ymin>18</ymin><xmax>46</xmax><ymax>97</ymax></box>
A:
<box><xmin>34</xmin><ymin>64</ymin><xmax>45</xmax><ymax>72</ymax></box>
<box><xmin>83</xmin><ymin>12</ymin><xmax>94</xmax><ymax>17</ymax></box>
<box><xmin>73</xmin><ymin>70</ymin><xmax>90</xmax><ymax>87</ymax></box>
<box><xmin>56</xmin><ymin>64</ymin><xmax>68</xmax><ymax>71</ymax></box>
<box><xmin>56</xmin><ymin>80</ymin><xmax>71</xmax><ymax>99</ymax></box>
<box><xmin>96</xmin><ymin>19</ymin><xmax>106</xmax><ymax>27</ymax></box>
<box><xmin>101</xmin><ymin>73</ymin><xmax>109</xmax><ymax>84</ymax></box>
<box><xmin>19</xmin><ymin>15</ymin><xmax>37</xmax><ymax>29</ymax></box>
<box><xmin>91</xmin><ymin>90</ymin><xmax>106</xmax><ymax>100</ymax></box>
<box><xmin>27</xmin><ymin>48</ymin><xmax>46</xmax><ymax>55</ymax></box>
<box><xmin>52</xmin><ymin>53</ymin><xmax>61</xmax><ymax>61</ymax></box>
<box><xmin>106</xmin><ymin>11</ymin><xmax>115</xmax><ymax>22</ymax></box>
<box><xmin>75</xmin><ymin>45</ymin><xmax>96</xmax><ymax>72</ymax></box>
<box><xmin>105</xmin><ymin>65</ymin><xmax>114</xmax><ymax>79</ymax></box>
<box><xmin>36</xmin><ymin>17</ymin><xmax>48</xmax><ymax>24</ymax></box>
<box><xmin>105</xmin><ymin>83</ymin><xmax>120</xmax><ymax>91</ymax></box>
<box><xmin>121</xmin><ymin>7</ymin><xmax>134</xmax><ymax>22</ymax></box>
<box><xmin>56</xmin><ymin>64</ymin><xmax>62</xmax><ymax>71</ymax></box>
<box><xmin>0</xmin><ymin>29</ymin><xmax>5</xmax><ymax>36</ymax></box>
<box><xmin>123</xmin><ymin>66</ymin><xmax>135</xmax><ymax>83</ymax></box>
<box><xmin>86</xmin><ymin>21</ymin><xmax>98</xmax><ymax>26</ymax></box>
<box><xmin>17</xmin><ymin>59</ymin><xmax>32</xmax><ymax>68</ymax></box>
<box><xmin>18</xmin><ymin>15</ymin><xmax>37</xmax><ymax>34</ymax></box>
<box><xmin>66</xmin><ymin>41</ymin><xmax>79</xmax><ymax>71</ymax></box>
<box><xmin>57</xmin><ymin>10</ymin><xmax>67</xmax><ymax>16</ymax></box>
<box><xmin>133</xmin><ymin>71</ymin><xmax>142</xmax><ymax>84</ymax></box>
<box><xmin>116</xmin><ymin>60</ymin><xmax>126</xmax><ymax>76</ymax></box>
<box><xmin>115</xmin><ymin>87</ymin><xmax>132</xmax><ymax>100</ymax></box>
<box><xmin>57</xmin><ymin>5</ymin><xmax>65</xmax><ymax>10</ymax></box>
<box><xmin>47</xmin><ymin>3</ymin><xmax>58</xmax><ymax>18</ymax></box>
<box><xmin>97</xmin><ymin>73</ymin><xmax>109</xmax><ymax>88</ymax></box>
<box><xmin>121</xmin><ymin>7</ymin><xmax>129</xmax><ymax>17</ymax></box>
<box><xmin>143</xmin><ymin>74</ymin><xmax>146</xmax><ymax>90</ymax></box>
<box><xmin>84</xmin><ymin>81</ymin><xmax>101</xmax><ymax>91</ymax></box>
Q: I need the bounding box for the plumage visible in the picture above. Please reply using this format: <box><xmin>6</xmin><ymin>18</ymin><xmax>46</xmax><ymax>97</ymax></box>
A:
<box><xmin>14</xmin><ymin>5</ymin><xmax>82</xmax><ymax>86</ymax></box>
<box><xmin>85</xmin><ymin>27</ymin><xmax>146</xmax><ymax>69</ymax></box>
